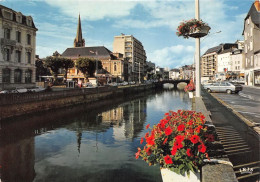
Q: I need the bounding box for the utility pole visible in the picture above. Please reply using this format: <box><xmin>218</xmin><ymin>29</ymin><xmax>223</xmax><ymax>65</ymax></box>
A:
<box><xmin>195</xmin><ymin>0</ymin><xmax>201</xmax><ymax>97</ymax></box>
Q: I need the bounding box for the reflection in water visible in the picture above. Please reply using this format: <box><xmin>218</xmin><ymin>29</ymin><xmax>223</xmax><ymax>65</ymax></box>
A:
<box><xmin>0</xmin><ymin>89</ymin><xmax>191</xmax><ymax>182</ymax></box>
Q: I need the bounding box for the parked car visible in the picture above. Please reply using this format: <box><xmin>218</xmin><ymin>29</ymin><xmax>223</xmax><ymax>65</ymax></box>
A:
<box><xmin>30</xmin><ymin>86</ymin><xmax>46</xmax><ymax>92</ymax></box>
<box><xmin>203</xmin><ymin>82</ymin><xmax>242</xmax><ymax>94</ymax></box>
<box><xmin>0</xmin><ymin>90</ymin><xmax>10</xmax><ymax>94</ymax></box>
<box><xmin>15</xmin><ymin>87</ymin><xmax>28</xmax><ymax>93</ymax></box>
<box><xmin>83</xmin><ymin>82</ymin><xmax>96</xmax><ymax>88</ymax></box>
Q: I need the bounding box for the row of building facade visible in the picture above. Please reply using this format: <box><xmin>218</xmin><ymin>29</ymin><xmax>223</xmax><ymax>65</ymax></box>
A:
<box><xmin>0</xmin><ymin>5</ymin><xmax>37</xmax><ymax>90</ymax></box>
<box><xmin>201</xmin><ymin>1</ymin><xmax>260</xmax><ymax>86</ymax></box>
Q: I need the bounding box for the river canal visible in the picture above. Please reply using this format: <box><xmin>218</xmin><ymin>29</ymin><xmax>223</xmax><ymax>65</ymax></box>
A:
<box><xmin>0</xmin><ymin>88</ymin><xmax>192</xmax><ymax>182</ymax></box>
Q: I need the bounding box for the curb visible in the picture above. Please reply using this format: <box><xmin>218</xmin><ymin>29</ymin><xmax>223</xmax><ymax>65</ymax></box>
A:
<box><xmin>210</xmin><ymin>93</ymin><xmax>260</xmax><ymax>136</ymax></box>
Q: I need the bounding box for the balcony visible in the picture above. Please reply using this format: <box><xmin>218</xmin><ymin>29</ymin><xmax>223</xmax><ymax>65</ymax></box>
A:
<box><xmin>1</xmin><ymin>38</ymin><xmax>16</xmax><ymax>46</ymax></box>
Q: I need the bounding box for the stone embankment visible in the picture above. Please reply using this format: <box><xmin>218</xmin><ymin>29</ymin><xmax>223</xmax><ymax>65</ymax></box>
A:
<box><xmin>0</xmin><ymin>84</ymin><xmax>155</xmax><ymax>120</ymax></box>
<box><xmin>192</xmin><ymin>96</ymin><xmax>238</xmax><ymax>182</ymax></box>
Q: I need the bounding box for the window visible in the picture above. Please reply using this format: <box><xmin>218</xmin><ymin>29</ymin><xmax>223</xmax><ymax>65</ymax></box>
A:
<box><xmin>27</xmin><ymin>34</ymin><xmax>31</xmax><ymax>45</ymax></box>
<box><xmin>25</xmin><ymin>70</ymin><xmax>32</xmax><ymax>83</ymax></box>
<box><xmin>4</xmin><ymin>28</ymin><xmax>11</xmax><ymax>39</ymax></box>
<box><xmin>114</xmin><ymin>63</ymin><xmax>117</xmax><ymax>71</ymax></box>
<box><xmin>2</xmin><ymin>68</ymin><xmax>11</xmax><ymax>83</ymax></box>
<box><xmin>14</xmin><ymin>69</ymin><xmax>22</xmax><ymax>83</ymax></box>
<box><xmin>3</xmin><ymin>10</ymin><xmax>12</xmax><ymax>20</ymax></box>
<box><xmin>16</xmin><ymin>31</ymin><xmax>21</xmax><ymax>43</ymax></box>
<box><xmin>15</xmin><ymin>50</ymin><xmax>21</xmax><ymax>63</ymax></box>
<box><xmin>4</xmin><ymin>48</ymin><xmax>11</xmax><ymax>61</ymax></box>
<box><xmin>250</xmin><ymin>41</ymin><xmax>253</xmax><ymax>51</ymax></box>
<box><xmin>27</xmin><ymin>52</ymin><xmax>31</xmax><ymax>63</ymax></box>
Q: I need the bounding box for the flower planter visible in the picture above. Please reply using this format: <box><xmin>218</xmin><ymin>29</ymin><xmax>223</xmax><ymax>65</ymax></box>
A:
<box><xmin>161</xmin><ymin>168</ymin><xmax>200</xmax><ymax>182</ymax></box>
<box><xmin>188</xmin><ymin>91</ymin><xmax>194</xmax><ymax>98</ymax></box>
<box><xmin>189</xmin><ymin>25</ymin><xmax>210</xmax><ymax>38</ymax></box>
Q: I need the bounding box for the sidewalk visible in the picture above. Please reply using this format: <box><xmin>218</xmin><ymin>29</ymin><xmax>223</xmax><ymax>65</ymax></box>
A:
<box><xmin>210</xmin><ymin>92</ymin><xmax>260</xmax><ymax>135</ymax></box>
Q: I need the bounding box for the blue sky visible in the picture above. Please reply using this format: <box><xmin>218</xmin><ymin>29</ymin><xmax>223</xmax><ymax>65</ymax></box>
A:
<box><xmin>0</xmin><ymin>0</ymin><xmax>253</xmax><ymax>69</ymax></box>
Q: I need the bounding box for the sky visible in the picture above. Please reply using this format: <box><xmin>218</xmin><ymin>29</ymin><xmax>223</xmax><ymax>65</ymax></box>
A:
<box><xmin>0</xmin><ymin>0</ymin><xmax>254</xmax><ymax>69</ymax></box>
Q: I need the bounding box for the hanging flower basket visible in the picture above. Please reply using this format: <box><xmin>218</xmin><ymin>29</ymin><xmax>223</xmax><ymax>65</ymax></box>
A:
<box><xmin>189</xmin><ymin>25</ymin><xmax>211</xmax><ymax>38</ymax></box>
<box><xmin>176</xmin><ymin>19</ymin><xmax>210</xmax><ymax>39</ymax></box>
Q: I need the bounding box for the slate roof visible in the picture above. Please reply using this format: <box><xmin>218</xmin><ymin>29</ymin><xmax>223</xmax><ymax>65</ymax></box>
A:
<box><xmin>203</xmin><ymin>43</ymin><xmax>238</xmax><ymax>56</ymax></box>
<box><xmin>243</xmin><ymin>2</ymin><xmax>260</xmax><ymax>34</ymax></box>
<box><xmin>62</xmin><ymin>46</ymin><xmax>113</xmax><ymax>60</ymax></box>
<box><xmin>0</xmin><ymin>4</ymin><xmax>37</xmax><ymax>30</ymax></box>
<box><xmin>203</xmin><ymin>44</ymin><xmax>223</xmax><ymax>55</ymax></box>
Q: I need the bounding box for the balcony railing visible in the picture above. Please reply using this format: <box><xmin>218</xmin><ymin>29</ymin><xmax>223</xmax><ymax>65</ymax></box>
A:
<box><xmin>1</xmin><ymin>38</ymin><xmax>16</xmax><ymax>46</ymax></box>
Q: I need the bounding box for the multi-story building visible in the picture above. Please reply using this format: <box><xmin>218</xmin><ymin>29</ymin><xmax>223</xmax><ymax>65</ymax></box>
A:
<box><xmin>230</xmin><ymin>49</ymin><xmax>245</xmax><ymax>79</ymax></box>
<box><xmin>113</xmin><ymin>34</ymin><xmax>147</xmax><ymax>82</ymax></box>
<box><xmin>202</xmin><ymin>44</ymin><xmax>237</xmax><ymax>81</ymax></box>
<box><xmin>243</xmin><ymin>0</ymin><xmax>260</xmax><ymax>86</ymax></box>
<box><xmin>201</xmin><ymin>45</ymin><xmax>222</xmax><ymax>80</ymax></box>
<box><xmin>0</xmin><ymin>5</ymin><xmax>37</xmax><ymax>90</ymax></box>
<box><xmin>62</xmin><ymin>15</ymin><xmax>128</xmax><ymax>84</ymax></box>
<box><xmin>169</xmin><ymin>69</ymin><xmax>180</xmax><ymax>80</ymax></box>
<box><xmin>179</xmin><ymin>65</ymin><xmax>193</xmax><ymax>80</ymax></box>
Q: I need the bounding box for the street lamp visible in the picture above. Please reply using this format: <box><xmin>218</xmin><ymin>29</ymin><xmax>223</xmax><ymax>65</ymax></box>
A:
<box><xmin>195</xmin><ymin>0</ymin><xmax>201</xmax><ymax>97</ymax></box>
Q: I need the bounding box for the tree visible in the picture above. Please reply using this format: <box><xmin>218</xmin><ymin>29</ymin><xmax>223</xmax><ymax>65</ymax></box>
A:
<box><xmin>61</xmin><ymin>58</ymin><xmax>74</xmax><ymax>82</ymax></box>
<box><xmin>44</xmin><ymin>56</ymin><xmax>63</xmax><ymax>82</ymax></box>
<box><xmin>35</xmin><ymin>58</ymin><xmax>50</xmax><ymax>81</ymax></box>
<box><xmin>75</xmin><ymin>58</ymin><xmax>102</xmax><ymax>81</ymax></box>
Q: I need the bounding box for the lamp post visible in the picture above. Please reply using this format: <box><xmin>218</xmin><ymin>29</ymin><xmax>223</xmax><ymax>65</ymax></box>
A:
<box><xmin>195</xmin><ymin>0</ymin><xmax>201</xmax><ymax>97</ymax></box>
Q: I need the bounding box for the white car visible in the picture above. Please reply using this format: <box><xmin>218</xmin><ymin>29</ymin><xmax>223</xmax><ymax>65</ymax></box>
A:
<box><xmin>30</xmin><ymin>86</ymin><xmax>46</xmax><ymax>92</ymax></box>
<box><xmin>15</xmin><ymin>87</ymin><xmax>28</xmax><ymax>93</ymax></box>
<box><xmin>0</xmin><ymin>90</ymin><xmax>10</xmax><ymax>94</ymax></box>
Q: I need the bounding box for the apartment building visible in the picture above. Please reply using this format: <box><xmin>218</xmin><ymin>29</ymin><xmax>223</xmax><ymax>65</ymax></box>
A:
<box><xmin>0</xmin><ymin>5</ymin><xmax>37</xmax><ymax>90</ymax></box>
<box><xmin>201</xmin><ymin>45</ymin><xmax>222</xmax><ymax>80</ymax></box>
<box><xmin>113</xmin><ymin>34</ymin><xmax>147</xmax><ymax>82</ymax></box>
<box><xmin>243</xmin><ymin>0</ymin><xmax>260</xmax><ymax>85</ymax></box>
<box><xmin>202</xmin><ymin>44</ymin><xmax>237</xmax><ymax>80</ymax></box>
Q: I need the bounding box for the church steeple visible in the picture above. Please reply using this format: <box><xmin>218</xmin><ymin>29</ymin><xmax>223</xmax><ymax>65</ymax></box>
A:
<box><xmin>74</xmin><ymin>14</ymin><xmax>85</xmax><ymax>47</ymax></box>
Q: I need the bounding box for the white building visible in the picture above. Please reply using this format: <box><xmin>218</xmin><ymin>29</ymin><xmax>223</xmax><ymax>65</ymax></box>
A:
<box><xmin>230</xmin><ymin>49</ymin><xmax>245</xmax><ymax>79</ymax></box>
<box><xmin>113</xmin><ymin>34</ymin><xmax>146</xmax><ymax>82</ymax></box>
<box><xmin>169</xmin><ymin>69</ymin><xmax>180</xmax><ymax>80</ymax></box>
<box><xmin>217</xmin><ymin>49</ymin><xmax>232</xmax><ymax>73</ymax></box>
<box><xmin>0</xmin><ymin>5</ymin><xmax>37</xmax><ymax>90</ymax></box>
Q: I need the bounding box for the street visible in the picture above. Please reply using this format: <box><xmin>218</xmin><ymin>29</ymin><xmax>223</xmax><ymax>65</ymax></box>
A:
<box><xmin>202</xmin><ymin>89</ymin><xmax>259</xmax><ymax>181</ymax></box>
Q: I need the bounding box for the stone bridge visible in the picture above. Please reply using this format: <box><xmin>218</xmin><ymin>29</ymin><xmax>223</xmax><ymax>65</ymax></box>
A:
<box><xmin>155</xmin><ymin>80</ymin><xmax>191</xmax><ymax>89</ymax></box>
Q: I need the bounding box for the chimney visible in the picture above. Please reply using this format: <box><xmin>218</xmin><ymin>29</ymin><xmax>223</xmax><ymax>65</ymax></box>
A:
<box><xmin>255</xmin><ymin>0</ymin><xmax>260</xmax><ymax>11</ymax></box>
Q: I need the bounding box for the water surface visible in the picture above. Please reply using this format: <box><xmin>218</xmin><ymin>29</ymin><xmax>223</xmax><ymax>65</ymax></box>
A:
<box><xmin>0</xmin><ymin>89</ymin><xmax>191</xmax><ymax>182</ymax></box>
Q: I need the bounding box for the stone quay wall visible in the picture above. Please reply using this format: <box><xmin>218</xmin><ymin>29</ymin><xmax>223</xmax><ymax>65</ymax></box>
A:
<box><xmin>0</xmin><ymin>84</ymin><xmax>154</xmax><ymax>120</ymax></box>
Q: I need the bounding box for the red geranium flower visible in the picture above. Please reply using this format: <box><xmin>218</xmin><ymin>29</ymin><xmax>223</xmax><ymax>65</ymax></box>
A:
<box><xmin>174</xmin><ymin>140</ymin><xmax>183</xmax><ymax>149</ymax></box>
<box><xmin>146</xmin><ymin>135</ymin><xmax>155</xmax><ymax>146</ymax></box>
<box><xmin>186</xmin><ymin>148</ymin><xmax>192</xmax><ymax>157</ymax></box>
<box><xmin>177</xmin><ymin>124</ymin><xmax>185</xmax><ymax>131</ymax></box>
<box><xmin>198</xmin><ymin>144</ymin><xmax>206</xmax><ymax>153</ymax></box>
<box><xmin>146</xmin><ymin>124</ymin><xmax>150</xmax><ymax>129</ymax></box>
<box><xmin>164</xmin><ymin>155</ymin><xmax>173</xmax><ymax>164</ymax></box>
<box><xmin>171</xmin><ymin>146</ymin><xmax>178</xmax><ymax>156</ymax></box>
<box><xmin>146</xmin><ymin>147</ymin><xmax>152</xmax><ymax>155</ymax></box>
<box><xmin>190</xmin><ymin>135</ymin><xmax>200</xmax><ymax>144</ymax></box>
<box><xmin>175</xmin><ymin>135</ymin><xmax>185</xmax><ymax>142</ymax></box>
<box><xmin>140</xmin><ymin>137</ymin><xmax>144</xmax><ymax>144</ymax></box>
<box><xmin>163</xmin><ymin>138</ymin><xmax>168</xmax><ymax>145</ymax></box>
<box><xmin>135</xmin><ymin>148</ymin><xmax>141</xmax><ymax>159</ymax></box>
<box><xmin>165</xmin><ymin>126</ymin><xmax>173</xmax><ymax>136</ymax></box>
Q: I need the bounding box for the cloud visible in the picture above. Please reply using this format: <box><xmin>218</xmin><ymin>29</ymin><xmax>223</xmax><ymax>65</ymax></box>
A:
<box><xmin>44</xmin><ymin>0</ymin><xmax>139</xmax><ymax>21</ymax></box>
<box><xmin>149</xmin><ymin>45</ymin><xmax>195</xmax><ymax>68</ymax></box>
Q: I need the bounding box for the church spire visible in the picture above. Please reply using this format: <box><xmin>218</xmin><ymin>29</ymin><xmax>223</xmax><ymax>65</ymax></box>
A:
<box><xmin>74</xmin><ymin>14</ymin><xmax>85</xmax><ymax>47</ymax></box>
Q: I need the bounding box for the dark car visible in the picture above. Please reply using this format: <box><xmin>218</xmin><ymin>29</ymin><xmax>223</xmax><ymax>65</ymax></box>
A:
<box><xmin>203</xmin><ymin>81</ymin><xmax>242</xmax><ymax>94</ymax></box>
